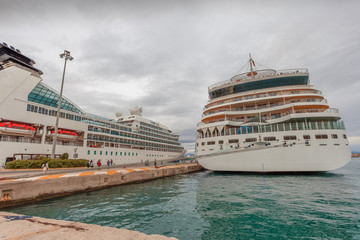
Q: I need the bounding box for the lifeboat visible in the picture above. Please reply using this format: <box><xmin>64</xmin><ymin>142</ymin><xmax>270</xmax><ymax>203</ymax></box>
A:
<box><xmin>247</xmin><ymin>71</ymin><xmax>257</xmax><ymax>76</ymax></box>
<box><xmin>0</xmin><ymin>121</ymin><xmax>36</xmax><ymax>136</ymax></box>
<box><xmin>50</xmin><ymin>129</ymin><xmax>78</xmax><ymax>141</ymax></box>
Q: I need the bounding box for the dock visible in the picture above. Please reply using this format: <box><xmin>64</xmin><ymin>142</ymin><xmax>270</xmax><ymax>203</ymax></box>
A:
<box><xmin>0</xmin><ymin>163</ymin><xmax>203</xmax><ymax>208</ymax></box>
<box><xmin>0</xmin><ymin>211</ymin><xmax>177</xmax><ymax>239</ymax></box>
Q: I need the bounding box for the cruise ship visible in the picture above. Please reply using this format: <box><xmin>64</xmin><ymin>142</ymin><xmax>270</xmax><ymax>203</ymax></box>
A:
<box><xmin>196</xmin><ymin>55</ymin><xmax>351</xmax><ymax>172</ymax></box>
<box><xmin>0</xmin><ymin>42</ymin><xmax>184</xmax><ymax>167</ymax></box>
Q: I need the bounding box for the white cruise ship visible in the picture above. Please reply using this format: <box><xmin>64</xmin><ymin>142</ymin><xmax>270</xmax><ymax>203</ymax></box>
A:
<box><xmin>0</xmin><ymin>42</ymin><xmax>184</xmax><ymax>167</ymax></box>
<box><xmin>196</xmin><ymin>55</ymin><xmax>351</xmax><ymax>172</ymax></box>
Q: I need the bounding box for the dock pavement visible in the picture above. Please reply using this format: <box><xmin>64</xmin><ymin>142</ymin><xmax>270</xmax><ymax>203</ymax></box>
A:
<box><xmin>0</xmin><ymin>211</ymin><xmax>177</xmax><ymax>240</ymax></box>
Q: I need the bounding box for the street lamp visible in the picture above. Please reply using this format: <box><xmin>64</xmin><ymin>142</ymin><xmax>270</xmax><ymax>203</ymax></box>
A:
<box><xmin>51</xmin><ymin>50</ymin><xmax>74</xmax><ymax>159</ymax></box>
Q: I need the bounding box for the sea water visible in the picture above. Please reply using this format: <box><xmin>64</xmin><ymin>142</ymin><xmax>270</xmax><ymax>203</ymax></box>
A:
<box><xmin>6</xmin><ymin>159</ymin><xmax>360</xmax><ymax>240</ymax></box>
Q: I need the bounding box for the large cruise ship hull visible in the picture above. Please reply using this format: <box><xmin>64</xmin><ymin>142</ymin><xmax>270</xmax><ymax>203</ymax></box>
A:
<box><xmin>198</xmin><ymin>143</ymin><xmax>351</xmax><ymax>172</ymax></box>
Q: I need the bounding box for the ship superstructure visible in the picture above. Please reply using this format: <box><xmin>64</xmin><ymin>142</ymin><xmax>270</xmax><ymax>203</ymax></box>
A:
<box><xmin>196</xmin><ymin>55</ymin><xmax>350</xmax><ymax>172</ymax></box>
<box><xmin>0</xmin><ymin>42</ymin><xmax>184</xmax><ymax>167</ymax></box>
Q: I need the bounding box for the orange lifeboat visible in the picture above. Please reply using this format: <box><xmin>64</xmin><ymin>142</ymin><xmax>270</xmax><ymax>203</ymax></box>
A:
<box><xmin>50</xmin><ymin>128</ymin><xmax>78</xmax><ymax>141</ymax></box>
<box><xmin>247</xmin><ymin>71</ymin><xmax>257</xmax><ymax>76</ymax></box>
<box><xmin>0</xmin><ymin>121</ymin><xmax>36</xmax><ymax>136</ymax></box>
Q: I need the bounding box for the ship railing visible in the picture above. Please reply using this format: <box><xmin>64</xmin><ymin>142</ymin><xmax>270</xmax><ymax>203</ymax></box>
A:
<box><xmin>203</xmin><ymin>99</ymin><xmax>329</xmax><ymax>117</ymax></box>
<box><xmin>275</xmin><ymin>68</ymin><xmax>308</xmax><ymax>75</ymax></box>
<box><xmin>0</xmin><ymin>135</ymin><xmax>42</xmax><ymax>144</ymax></box>
<box><xmin>197</xmin><ymin>120</ymin><xmax>345</xmax><ymax>139</ymax></box>
<box><xmin>205</xmin><ymin>89</ymin><xmax>323</xmax><ymax>110</ymax></box>
<box><xmin>324</xmin><ymin>108</ymin><xmax>339</xmax><ymax>113</ymax></box>
<box><xmin>208</xmin><ymin>68</ymin><xmax>308</xmax><ymax>90</ymax></box>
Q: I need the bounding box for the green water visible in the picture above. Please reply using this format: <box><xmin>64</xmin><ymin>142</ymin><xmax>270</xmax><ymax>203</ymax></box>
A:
<box><xmin>6</xmin><ymin>159</ymin><xmax>360</xmax><ymax>239</ymax></box>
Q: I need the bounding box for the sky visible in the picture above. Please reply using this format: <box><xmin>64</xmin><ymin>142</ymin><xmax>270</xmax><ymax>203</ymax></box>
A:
<box><xmin>1</xmin><ymin>0</ymin><xmax>360</xmax><ymax>153</ymax></box>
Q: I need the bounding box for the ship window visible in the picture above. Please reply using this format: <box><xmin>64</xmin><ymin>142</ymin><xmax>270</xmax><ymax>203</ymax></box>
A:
<box><xmin>331</xmin><ymin>134</ymin><xmax>338</xmax><ymax>139</ymax></box>
<box><xmin>228</xmin><ymin>139</ymin><xmax>239</xmax><ymax>143</ymax></box>
<box><xmin>343</xmin><ymin>134</ymin><xmax>347</xmax><ymax>139</ymax></box>
<box><xmin>116</xmin><ymin>152</ymin><xmax>118</xmax><ymax>156</ymax></box>
<box><xmin>87</xmin><ymin>150</ymin><xmax>90</xmax><ymax>155</ymax></box>
<box><xmin>111</xmin><ymin>152</ymin><xmax>113</xmax><ymax>155</ymax></box>
<box><xmin>245</xmin><ymin>138</ymin><xmax>257</xmax><ymax>142</ymax></box>
<box><xmin>100</xmin><ymin>151</ymin><xmax>102</xmax><ymax>155</ymax></box>
<box><xmin>106</xmin><ymin>151</ymin><xmax>108</xmax><ymax>155</ymax></box>
<box><xmin>303</xmin><ymin>135</ymin><xmax>311</xmax><ymax>140</ymax></box>
<box><xmin>218</xmin><ymin>140</ymin><xmax>224</xmax><ymax>144</ymax></box>
<box><xmin>128</xmin><ymin>152</ymin><xmax>130</xmax><ymax>156</ymax></box>
<box><xmin>201</xmin><ymin>142</ymin><xmax>205</xmax><ymax>146</ymax></box>
<box><xmin>120</xmin><ymin>152</ymin><xmax>123</xmax><ymax>156</ymax></box>
<box><xmin>207</xmin><ymin>141</ymin><xmax>215</xmax><ymax>145</ymax></box>
<box><xmin>269</xmin><ymin>92</ymin><xmax>277</xmax><ymax>96</ymax></box>
<box><xmin>284</xmin><ymin>136</ymin><xmax>297</xmax><ymax>140</ymax></box>
<box><xmin>136</xmin><ymin>153</ymin><xmax>138</xmax><ymax>156</ymax></box>
<box><xmin>264</xmin><ymin>137</ymin><xmax>276</xmax><ymax>141</ymax></box>
<box><xmin>132</xmin><ymin>153</ymin><xmax>134</xmax><ymax>156</ymax></box>
<box><xmin>315</xmin><ymin>134</ymin><xmax>328</xmax><ymax>139</ymax></box>
<box><xmin>94</xmin><ymin>151</ymin><xmax>96</xmax><ymax>155</ymax></box>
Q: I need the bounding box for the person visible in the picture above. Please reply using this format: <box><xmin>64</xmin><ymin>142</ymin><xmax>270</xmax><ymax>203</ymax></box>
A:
<box><xmin>110</xmin><ymin>159</ymin><xmax>113</xmax><ymax>166</ymax></box>
<box><xmin>107</xmin><ymin>159</ymin><xmax>110</xmax><ymax>166</ymax></box>
<box><xmin>42</xmin><ymin>162</ymin><xmax>49</xmax><ymax>173</ymax></box>
<box><xmin>90</xmin><ymin>160</ymin><xmax>94</xmax><ymax>168</ymax></box>
<box><xmin>154</xmin><ymin>159</ymin><xmax>157</xmax><ymax>167</ymax></box>
<box><xmin>87</xmin><ymin>160</ymin><xmax>90</xmax><ymax>168</ymax></box>
<box><xmin>97</xmin><ymin>160</ymin><xmax>101</xmax><ymax>168</ymax></box>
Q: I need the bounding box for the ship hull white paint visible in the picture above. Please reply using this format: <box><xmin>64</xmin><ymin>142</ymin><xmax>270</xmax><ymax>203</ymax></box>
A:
<box><xmin>198</xmin><ymin>144</ymin><xmax>351</xmax><ymax>172</ymax></box>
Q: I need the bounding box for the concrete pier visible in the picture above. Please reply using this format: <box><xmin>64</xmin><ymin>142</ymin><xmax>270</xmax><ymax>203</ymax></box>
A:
<box><xmin>0</xmin><ymin>211</ymin><xmax>178</xmax><ymax>239</ymax></box>
<box><xmin>0</xmin><ymin>163</ymin><xmax>202</xmax><ymax>208</ymax></box>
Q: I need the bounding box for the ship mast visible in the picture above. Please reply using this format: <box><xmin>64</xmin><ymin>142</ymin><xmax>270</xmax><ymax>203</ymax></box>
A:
<box><xmin>249</xmin><ymin>53</ymin><xmax>254</xmax><ymax>78</ymax></box>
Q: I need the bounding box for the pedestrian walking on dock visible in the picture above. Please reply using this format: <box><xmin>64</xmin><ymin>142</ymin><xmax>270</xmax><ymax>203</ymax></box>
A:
<box><xmin>107</xmin><ymin>160</ymin><xmax>110</xmax><ymax>166</ymax></box>
<box><xmin>110</xmin><ymin>159</ymin><xmax>113</xmax><ymax>166</ymax></box>
<box><xmin>97</xmin><ymin>160</ymin><xmax>101</xmax><ymax>168</ymax></box>
<box><xmin>42</xmin><ymin>162</ymin><xmax>49</xmax><ymax>173</ymax></box>
<box><xmin>90</xmin><ymin>160</ymin><xmax>94</xmax><ymax>168</ymax></box>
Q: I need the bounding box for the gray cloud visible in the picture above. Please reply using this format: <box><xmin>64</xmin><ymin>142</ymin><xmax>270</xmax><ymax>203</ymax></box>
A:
<box><xmin>2</xmin><ymin>0</ymin><xmax>360</xmax><ymax>151</ymax></box>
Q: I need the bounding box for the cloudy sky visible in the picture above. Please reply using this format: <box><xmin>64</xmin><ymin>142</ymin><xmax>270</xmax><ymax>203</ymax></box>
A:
<box><xmin>2</xmin><ymin>0</ymin><xmax>360</xmax><ymax>153</ymax></box>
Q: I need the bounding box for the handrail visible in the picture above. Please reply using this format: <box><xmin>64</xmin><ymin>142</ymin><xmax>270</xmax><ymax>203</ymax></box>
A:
<box><xmin>208</xmin><ymin>68</ymin><xmax>308</xmax><ymax>90</ymax></box>
<box><xmin>203</xmin><ymin>99</ymin><xmax>329</xmax><ymax>118</ymax></box>
<box><xmin>205</xmin><ymin>89</ymin><xmax>323</xmax><ymax>110</ymax></box>
<box><xmin>197</xmin><ymin>120</ymin><xmax>345</xmax><ymax>139</ymax></box>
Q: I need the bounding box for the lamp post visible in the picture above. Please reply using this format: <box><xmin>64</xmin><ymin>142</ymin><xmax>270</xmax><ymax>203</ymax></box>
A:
<box><xmin>51</xmin><ymin>50</ymin><xmax>74</xmax><ymax>159</ymax></box>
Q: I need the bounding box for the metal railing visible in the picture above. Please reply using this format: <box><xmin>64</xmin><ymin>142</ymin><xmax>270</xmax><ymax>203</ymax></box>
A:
<box><xmin>203</xmin><ymin>99</ymin><xmax>328</xmax><ymax>117</ymax></box>
<box><xmin>197</xmin><ymin>120</ymin><xmax>345</xmax><ymax>139</ymax></box>
<box><xmin>205</xmin><ymin>89</ymin><xmax>323</xmax><ymax>110</ymax></box>
<box><xmin>208</xmin><ymin>68</ymin><xmax>308</xmax><ymax>90</ymax></box>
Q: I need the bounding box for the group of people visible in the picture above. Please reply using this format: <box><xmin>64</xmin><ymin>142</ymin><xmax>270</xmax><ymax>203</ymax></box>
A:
<box><xmin>87</xmin><ymin>159</ymin><xmax>113</xmax><ymax>168</ymax></box>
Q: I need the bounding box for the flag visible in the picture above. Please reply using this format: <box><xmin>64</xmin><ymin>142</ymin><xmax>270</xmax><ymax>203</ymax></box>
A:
<box><xmin>251</xmin><ymin>59</ymin><xmax>255</xmax><ymax>67</ymax></box>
